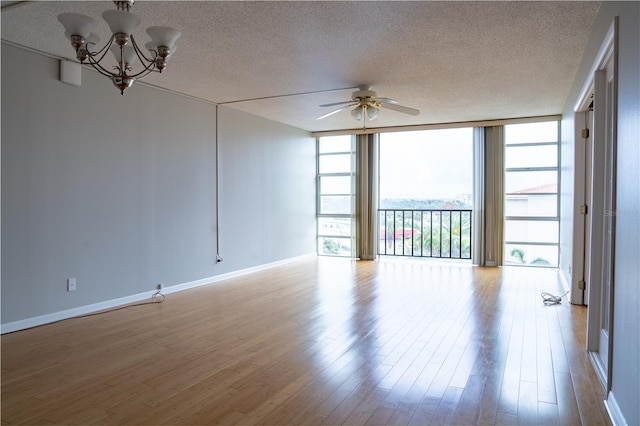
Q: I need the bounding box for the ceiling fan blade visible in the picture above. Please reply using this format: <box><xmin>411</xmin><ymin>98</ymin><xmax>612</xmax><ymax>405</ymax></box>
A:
<box><xmin>319</xmin><ymin>100</ymin><xmax>355</xmax><ymax>107</ymax></box>
<box><xmin>375</xmin><ymin>97</ymin><xmax>399</xmax><ymax>105</ymax></box>
<box><xmin>380</xmin><ymin>102</ymin><xmax>420</xmax><ymax>116</ymax></box>
<box><xmin>316</xmin><ymin>104</ymin><xmax>355</xmax><ymax>120</ymax></box>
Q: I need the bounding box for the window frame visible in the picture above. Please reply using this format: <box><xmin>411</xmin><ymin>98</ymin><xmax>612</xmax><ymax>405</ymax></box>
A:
<box><xmin>503</xmin><ymin>120</ymin><xmax>561</xmax><ymax>267</ymax></box>
<box><xmin>316</xmin><ymin>136</ymin><xmax>356</xmax><ymax>257</ymax></box>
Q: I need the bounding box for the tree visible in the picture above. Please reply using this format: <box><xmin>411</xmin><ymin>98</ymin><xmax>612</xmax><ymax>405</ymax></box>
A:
<box><xmin>509</xmin><ymin>248</ymin><xmax>551</xmax><ymax>266</ymax></box>
<box><xmin>323</xmin><ymin>239</ymin><xmax>339</xmax><ymax>255</ymax></box>
<box><xmin>530</xmin><ymin>257</ymin><xmax>551</xmax><ymax>266</ymax></box>
<box><xmin>380</xmin><ymin>209</ymin><xmax>471</xmax><ymax>259</ymax></box>
<box><xmin>510</xmin><ymin>248</ymin><xmax>526</xmax><ymax>264</ymax></box>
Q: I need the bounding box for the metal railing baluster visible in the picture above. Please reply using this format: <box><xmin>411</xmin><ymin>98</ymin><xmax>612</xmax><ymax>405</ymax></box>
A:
<box><xmin>377</xmin><ymin>209</ymin><xmax>472</xmax><ymax>260</ymax></box>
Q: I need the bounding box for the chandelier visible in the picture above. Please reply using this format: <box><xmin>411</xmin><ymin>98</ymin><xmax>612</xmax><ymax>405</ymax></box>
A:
<box><xmin>57</xmin><ymin>0</ymin><xmax>180</xmax><ymax>95</ymax></box>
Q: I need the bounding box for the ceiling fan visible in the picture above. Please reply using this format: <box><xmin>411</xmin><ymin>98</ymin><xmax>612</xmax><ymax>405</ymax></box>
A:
<box><xmin>317</xmin><ymin>85</ymin><xmax>420</xmax><ymax>121</ymax></box>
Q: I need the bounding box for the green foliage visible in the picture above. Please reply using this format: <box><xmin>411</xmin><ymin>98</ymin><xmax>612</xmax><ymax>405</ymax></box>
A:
<box><xmin>509</xmin><ymin>248</ymin><xmax>551</xmax><ymax>266</ymax></box>
<box><xmin>322</xmin><ymin>239</ymin><xmax>340</xmax><ymax>255</ymax></box>
<box><xmin>510</xmin><ymin>248</ymin><xmax>526</xmax><ymax>264</ymax></box>
<box><xmin>380</xmin><ymin>198</ymin><xmax>472</xmax><ymax>210</ymax></box>
<box><xmin>381</xmin><ymin>209</ymin><xmax>472</xmax><ymax>258</ymax></box>
<box><xmin>530</xmin><ymin>257</ymin><xmax>551</xmax><ymax>265</ymax></box>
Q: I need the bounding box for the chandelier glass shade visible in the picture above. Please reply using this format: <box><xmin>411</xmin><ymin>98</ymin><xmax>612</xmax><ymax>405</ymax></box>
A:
<box><xmin>57</xmin><ymin>1</ymin><xmax>180</xmax><ymax>95</ymax></box>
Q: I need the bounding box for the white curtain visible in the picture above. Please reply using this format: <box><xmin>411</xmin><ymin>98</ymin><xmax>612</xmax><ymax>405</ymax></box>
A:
<box><xmin>473</xmin><ymin>126</ymin><xmax>504</xmax><ymax>266</ymax></box>
<box><xmin>356</xmin><ymin>133</ymin><xmax>379</xmax><ymax>260</ymax></box>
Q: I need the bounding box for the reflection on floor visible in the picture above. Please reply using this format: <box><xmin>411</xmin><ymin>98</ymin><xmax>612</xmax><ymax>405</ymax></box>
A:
<box><xmin>1</xmin><ymin>257</ymin><xmax>610</xmax><ymax>425</ymax></box>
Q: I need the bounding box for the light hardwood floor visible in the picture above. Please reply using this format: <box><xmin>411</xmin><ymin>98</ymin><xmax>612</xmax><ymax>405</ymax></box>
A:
<box><xmin>1</xmin><ymin>257</ymin><xmax>610</xmax><ymax>425</ymax></box>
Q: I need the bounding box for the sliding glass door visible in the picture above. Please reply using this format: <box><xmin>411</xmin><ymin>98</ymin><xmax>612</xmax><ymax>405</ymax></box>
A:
<box><xmin>378</xmin><ymin>128</ymin><xmax>473</xmax><ymax>259</ymax></box>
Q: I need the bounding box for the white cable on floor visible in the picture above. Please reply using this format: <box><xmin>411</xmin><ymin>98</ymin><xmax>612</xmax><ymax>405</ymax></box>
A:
<box><xmin>541</xmin><ymin>290</ymin><xmax>570</xmax><ymax>305</ymax></box>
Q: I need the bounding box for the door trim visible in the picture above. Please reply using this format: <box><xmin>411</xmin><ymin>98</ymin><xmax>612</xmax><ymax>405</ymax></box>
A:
<box><xmin>574</xmin><ymin>17</ymin><xmax>618</xmax><ymax>393</ymax></box>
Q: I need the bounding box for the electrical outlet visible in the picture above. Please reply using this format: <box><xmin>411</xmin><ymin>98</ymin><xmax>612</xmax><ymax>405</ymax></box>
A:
<box><xmin>157</xmin><ymin>283</ymin><xmax>164</xmax><ymax>291</ymax></box>
<box><xmin>67</xmin><ymin>278</ymin><xmax>77</xmax><ymax>291</ymax></box>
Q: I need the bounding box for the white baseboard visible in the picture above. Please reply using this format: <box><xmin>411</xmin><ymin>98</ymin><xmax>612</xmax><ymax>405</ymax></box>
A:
<box><xmin>604</xmin><ymin>391</ymin><xmax>627</xmax><ymax>426</ymax></box>
<box><xmin>1</xmin><ymin>289</ymin><xmax>158</xmax><ymax>334</ymax></box>
<box><xmin>161</xmin><ymin>253</ymin><xmax>316</xmax><ymax>295</ymax></box>
<box><xmin>1</xmin><ymin>253</ymin><xmax>316</xmax><ymax>334</ymax></box>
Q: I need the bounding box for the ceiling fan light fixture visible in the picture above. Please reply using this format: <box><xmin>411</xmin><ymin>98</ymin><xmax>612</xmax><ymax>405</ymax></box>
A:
<box><xmin>317</xmin><ymin>85</ymin><xmax>420</xmax><ymax>122</ymax></box>
<box><xmin>351</xmin><ymin>105</ymin><xmax>364</xmax><ymax>121</ymax></box>
<box><xmin>366</xmin><ymin>105</ymin><xmax>379</xmax><ymax>121</ymax></box>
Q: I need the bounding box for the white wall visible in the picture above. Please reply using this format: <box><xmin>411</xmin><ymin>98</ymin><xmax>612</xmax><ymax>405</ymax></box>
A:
<box><xmin>1</xmin><ymin>43</ymin><xmax>316</xmax><ymax>327</ymax></box>
<box><xmin>560</xmin><ymin>3</ymin><xmax>640</xmax><ymax>424</ymax></box>
<box><xmin>216</xmin><ymin>106</ymin><xmax>316</xmax><ymax>274</ymax></box>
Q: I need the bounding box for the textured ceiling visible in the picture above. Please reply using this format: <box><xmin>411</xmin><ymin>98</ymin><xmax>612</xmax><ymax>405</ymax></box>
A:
<box><xmin>1</xmin><ymin>1</ymin><xmax>600</xmax><ymax>132</ymax></box>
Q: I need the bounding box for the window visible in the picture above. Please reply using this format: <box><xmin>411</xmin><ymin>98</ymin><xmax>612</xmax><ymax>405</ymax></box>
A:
<box><xmin>317</xmin><ymin>135</ymin><xmax>355</xmax><ymax>256</ymax></box>
<box><xmin>378</xmin><ymin>128</ymin><xmax>474</xmax><ymax>259</ymax></box>
<box><xmin>504</xmin><ymin>121</ymin><xmax>560</xmax><ymax>266</ymax></box>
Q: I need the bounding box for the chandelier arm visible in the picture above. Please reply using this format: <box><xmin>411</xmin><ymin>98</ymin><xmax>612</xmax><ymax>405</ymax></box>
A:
<box><xmin>130</xmin><ymin>35</ymin><xmax>157</xmax><ymax>64</ymax></box>
<box><xmin>85</xmin><ymin>52</ymin><xmax>120</xmax><ymax>78</ymax></box>
<box><xmin>127</xmin><ymin>59</ymin><xmax>159</xmax><ymax>79</ymax></box>
<box><xmin>84</xmin><ymin>36</ymin><xmax>122</xmax><ymax>77</ymax></box>
<box><xmin>86</xmin><ymin>34</ymin><xmax>116</xmax><ymax>62</ymax></box>
<box><xmin>125</xmin><ymin>34</ymin><xmax>162</xmax><ymax>78</ymax></box>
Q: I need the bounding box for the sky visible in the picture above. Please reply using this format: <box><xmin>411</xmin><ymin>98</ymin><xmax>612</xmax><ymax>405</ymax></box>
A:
<box><xmin>378</xmin><ymin>121</ymin><xmax>558</xmax><ymax>200</ymax></box>
<box><xmin>379</xmin><ymin>128</ymin><xmax>474</xmax><ymax>200</ymax></box>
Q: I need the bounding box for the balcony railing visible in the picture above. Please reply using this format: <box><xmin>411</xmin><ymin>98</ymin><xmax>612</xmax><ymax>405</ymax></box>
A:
<box><xmin>378</xmin><ymin>209</ymin><xmax>472</xmax><ymax>259</ymax></box>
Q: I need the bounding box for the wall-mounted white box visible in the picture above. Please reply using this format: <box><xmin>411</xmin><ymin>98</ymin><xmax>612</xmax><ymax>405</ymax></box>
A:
<box><xmin>60</xmin><ymin>60</ymin><xmax>81</xmax><ymax>87</ymax></box>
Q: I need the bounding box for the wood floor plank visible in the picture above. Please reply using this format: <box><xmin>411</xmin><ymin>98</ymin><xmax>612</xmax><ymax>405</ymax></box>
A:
<box><xmin>429</xmin><ymin>385</ymin><xmax>464</xmax><ymax>425</ymax></box>
<box><xmin>538</xmin><ymin>401</ymin><xmax>560</xmax><ymax>425</ymax></box>
<box><xmin>407</xmin><ymin>396</ymin><xmax>440</xmax><ymax>425</ymax></box>
<box><xmin>475</xmin><ymin>373</ymin><xmax>503</xmax><ymax>425</ymax></box>
<box><xmin>363</xmin><ymin>404</ymin><xmax>395</xmax><ymax>425</ymax></box>
<box><xmin>387</xmin><ymin>401</ymin><xmax>418</xmax><ymax>425</ymax></box>
<box><xmin>450</xmin><ymin>374</ymin><xmax>486</xmax><ymax>425</ymax></box>
<box><xmin>342</xmin><ymin>387</ymin><xmax>389</xmax><ymax>425</ymax></box>
<box><xmin>1</xmin><ymin>258</ymin><xmax>610</xmax><ymax>425</ymax></box>
<box><xmin>536</xmin><ymin>302</ymin><xmax>558</xmax><ymax>404</ymax></box>
<box><xmin>554</xmin><ymin>371</ymin><xmax>582</xmax><ymax>426</ymax></box>
<box><xmin>517</xmin><ymin>380</ymin><xmax>539</xmax><ymax>424</ymax></box>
